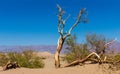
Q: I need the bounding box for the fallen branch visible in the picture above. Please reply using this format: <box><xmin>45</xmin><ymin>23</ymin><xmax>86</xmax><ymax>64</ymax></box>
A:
<box><xmin>88</xmin><ymin>58</ymin><xmax>113</xmax><ymax>64</ymax></box>
<box><xmin>3</xmin><ymin>61</ymin><xmax>20</xmax><ymax>71</ymax></box>
<box><xmin>63</xmin><ymin>52</ymin><xmax>101</xmax><ymax>67</ymax></box>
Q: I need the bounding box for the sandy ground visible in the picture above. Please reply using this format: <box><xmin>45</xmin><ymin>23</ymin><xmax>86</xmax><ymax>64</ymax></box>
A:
<box><xmin>0</xmin><ymin>52</ymin><xmax>120</xmax><ymax>74</ymax></box>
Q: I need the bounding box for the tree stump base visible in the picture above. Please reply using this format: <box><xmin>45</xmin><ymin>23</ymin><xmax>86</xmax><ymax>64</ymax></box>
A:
<box><xmin>3</xmin><ymin>61</ymin><xmax>20</xmax><ymax>71</ymax></box>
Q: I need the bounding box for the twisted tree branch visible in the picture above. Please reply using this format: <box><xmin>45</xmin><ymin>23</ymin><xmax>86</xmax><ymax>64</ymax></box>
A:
<box><xmin>64</xmin><ymin>8</ymin><xmax>86</xmax><ymax>38</ymax></box>
<box><xmin>63</xmin><ymin>52</ymin><xmax>101</xmax><ymax>67</ymax></box>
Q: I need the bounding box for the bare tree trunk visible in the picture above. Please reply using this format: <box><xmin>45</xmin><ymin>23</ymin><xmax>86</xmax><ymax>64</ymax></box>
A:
<box><xmin>55</xmin><ymin>37</ymin><xmax>65</xmax><ymax>68</ymax></box>
<box><xmin>55</xmin><ymin>4</ymin><xmax>86</xmax><ymax>68</ymax></box>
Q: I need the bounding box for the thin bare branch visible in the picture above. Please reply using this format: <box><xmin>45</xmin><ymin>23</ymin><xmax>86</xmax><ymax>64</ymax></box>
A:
<box><xmin>58</xmin><ymin>21</ymin><xmax>62</xmax><ymax>36</ymax></box>
<box><xmin>68</xmin><ymin>8</ymin><xmax>86</xmax><ymax>34</ymax></box>
<box><xmin>63</xmin><ymin>14</ymin><xmax>71</xmax><ymax>25</ymax></box>
<box><xmin>57</xmin><ymin>4</ymin><xmax>64</xmax><ymax>36</ymax></box>
<box><xmin>104</xmin><ymin>39</ymin><xmax>116</xmax><ymax>48</ymax></box>
<box><xmin>63</xmin><ymin>8</ymin><xmax>86</xmax><ymax>38</ymax></box>
<box><xmin>61</xmin><ymin>14</ymin><xmax>71</xmax><ymax>33</ymax></box>
<box><xmin>57</xmin><ymin>4</ymin><xmax>64</xmax><ymax>16</ymax></box>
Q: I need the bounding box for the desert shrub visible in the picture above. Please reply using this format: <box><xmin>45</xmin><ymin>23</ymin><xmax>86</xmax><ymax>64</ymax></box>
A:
<box><xmin>99</xmin><ymin>53</ymin><xmax>120</xmax><ymax>71</ymax></box>
<box><xmin>0</xmin><ymin>52</ymin><xmax>8</xmax><ymax>66</ymax></box>
<box><xmin>113</xmin><ymin>54</ymin><xmax>120</xmax><ymax>62</ymax></box>
<box><xmin>86</xmin><ymin>33</ymin><xmax>108</xmax><ymax>56</ymax></box>
<box><xmin>64</xmin><ymin>45</ymin><xmax>90</xmax><ymax>63</ymax></box>
<box><xmin>0</xmin><ymin>50</ymin><xmax>44</xmax><ymax>68</ymax></box>
<box><xmin>64</xmin><ymin>35</ymin><xmax>90</xmax><ymax>63</ymax></box>
<box><xmin>107</xmin><ymin>53</ymin><xmax>120</xmax><ymax>71</ymax></box>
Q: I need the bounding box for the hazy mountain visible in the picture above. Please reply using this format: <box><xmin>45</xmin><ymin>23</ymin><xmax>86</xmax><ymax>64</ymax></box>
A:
<box><xmin>0</xmin><ymin>45</ymin><xmax>66</xmax><ymax>54</ymax></box>
<box><xmin>0</xmin><ymin>45</ymin><xmax>57</xmax><ymax>53</ymax></box>
<box><xmin>109</xmin><ymin>41</ymin><xmax>120</xmax><ymax>53</ymax></box>
<box><xmin>0</xmin><ymin>41</ymin><xmax>120</xmax><ymax>54</ymax></box>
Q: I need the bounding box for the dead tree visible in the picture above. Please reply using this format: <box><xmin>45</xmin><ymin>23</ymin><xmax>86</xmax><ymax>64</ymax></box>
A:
<box><xmin>86</xmin><ymin>33</ymin><xmax>116</xmax><ymax>57</ymax></box>
<box><xmin>3</xmin><ymin>61</ymin><xmax>20</xmax><ymax>71</ymax></box>
<box><xmin>63</xmin><ymin>52</ymin><xmax>114</xmax><ymax>68</ymax></box>
<box><xmin>55</xmin><ymin>4</ymin><xmax>87</xmax><ymax>68</ymax></box>
<box><xmin>63</xmin><ymin>39</ymin><xmax>116</xmax><ymax>67</ymax></box>
<box><xmin>100</xmin><ymin>39</ymin><xmax>116</xmax><ymax>57</ymax></box>
<box><xmin>63</xmin><ymin>52</ymin><xmax>101</xmax><ymax>67</ymax></box>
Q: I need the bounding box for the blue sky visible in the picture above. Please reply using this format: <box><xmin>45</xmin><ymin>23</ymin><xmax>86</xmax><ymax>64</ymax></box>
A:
<box><xmin>0</xmin><ymin>0</ymin><xmax>120</xmax><ymax>45</ymax></box>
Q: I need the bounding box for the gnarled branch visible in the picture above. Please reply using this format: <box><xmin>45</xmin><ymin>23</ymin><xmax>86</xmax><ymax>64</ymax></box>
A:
<box><xmin>3</xmin><ymin>61</ymin><xmax>20</xmax><ymax>71</ymax></box>
<box><xmin>63</xmin><ymin>52</ymin><xmax>101</xmax><ymax>67</ymax></box>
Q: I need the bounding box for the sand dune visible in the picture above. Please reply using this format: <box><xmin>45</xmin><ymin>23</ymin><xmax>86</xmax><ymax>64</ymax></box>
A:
<box><xmin>0</xmin><ymin>52</ymin><xmax>120</xmax><ymax>74</ymax></box>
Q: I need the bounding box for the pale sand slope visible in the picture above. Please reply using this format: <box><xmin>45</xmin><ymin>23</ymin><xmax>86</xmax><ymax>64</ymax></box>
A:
<box><xmin>0</xmin><ymin>52</ymin><xmax>120</xmax><ymax>74</ymax></box>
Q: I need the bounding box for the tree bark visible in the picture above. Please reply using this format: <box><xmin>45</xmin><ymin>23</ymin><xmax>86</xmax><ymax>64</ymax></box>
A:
<box><xmin>63</xmin><ymin>52</ymin><xmax>101</xmax><ymax>67</ymax></box>
<box><xmin>3</xmin><ymin>61</ymin><xmax>20</xmax><ymax>71</ymax></box>
<box><xmin>55</xmin><ymin>37</ymin><xmax>65</xmax><ymax>68</ymax></box>
<box><xmin>55</xmin><ymin>4</ymin><xmax>86</xmax><ymax>68</ymax></box>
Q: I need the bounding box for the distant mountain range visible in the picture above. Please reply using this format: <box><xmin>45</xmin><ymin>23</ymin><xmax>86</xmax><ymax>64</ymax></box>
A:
<box><xmin>109</xmin><ymin>41</ymin><xmax>120</xmax><ymax>53</ymax></box>
<box><xmin>0</xmin><ymin>45</ymin><xmax>57</xmax><ymax>53</ymax></box>
<box><xmin>0</xmin><ymin>45</ymin><xmax>66</xmax><ymax>54</ymax></box>
<box><xmin>0</xmin><ymin>41</ymin><xmax>120</xmax><ymax>53</ymax></box>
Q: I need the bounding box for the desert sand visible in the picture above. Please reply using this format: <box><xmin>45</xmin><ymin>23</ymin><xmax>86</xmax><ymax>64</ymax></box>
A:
<box><xmin>0</xmin><ymin>52</ymin><xmax>120</xmax><ymax>74</ymax></box>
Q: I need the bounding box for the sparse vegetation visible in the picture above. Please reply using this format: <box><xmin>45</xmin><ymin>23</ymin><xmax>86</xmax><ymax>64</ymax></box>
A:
<box><xmin>64</xmin><ymin>34</ymin><xmax>120</xmax><ymax>71</ymax></box>
<box><xmin>107</xmin><ymin>53</ymin><xmax>120</xmax><ymax>71</ymax></box>
<box><xmin>0</xmin><ymin>50</ymin><xmax>44</xmax><ymax>68</ymax></box>
<box><xmin>86</xmin><ymin>33</ymin><xmax>108</xmax><ymax>56</ymax></box>
<box><xmin>64</xmin><ymin>34</ymin><xmax>90</xmax><ymax>63</ymax></box>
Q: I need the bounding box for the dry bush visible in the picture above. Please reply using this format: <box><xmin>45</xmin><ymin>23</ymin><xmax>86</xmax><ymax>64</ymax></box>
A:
<box><xmin>0</xmin><ymin>50</ymin><xmax>44</xmax><ymax>68</ymax></box>
<box><xmin>86</xmin><ymin>33</ymin><xmax>108</xmax><ymax>56</ymax></box>
<box><xmin>64</xmin><ymin>35</ymin><xmax>90</xmax><ymax>63</ymax></box>
<box><xmin>107</xmin><ymin>53</ymin><xmax>120</xmax><ymax>71</ymax></box>
<box><xmin>64</xmin><ymin>34</ymin><xmax>120</xmax><ymax>70</ymax></box>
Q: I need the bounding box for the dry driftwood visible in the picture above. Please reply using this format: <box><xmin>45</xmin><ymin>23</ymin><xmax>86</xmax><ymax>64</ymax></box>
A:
<box><xmin>63</xmin><ymin>39</ymin><xmax>117</xmax><ymax>68</ymax></box>
<box><xmin>63</xmin><ymin>52</ymin><xmax>101</xmax><ymax>67</ymax></box>
<box><xmin>63</xmin><ymin>52</ymin><xmax>116</xmax><ymax>67</ymax></box>
<box><xmin>88</xmin><ymin>58</ymin><xmax>114</xmax><ymax>64</ymax></box>
<box><xmin>3</xmin><ymin>61</ymin><xmax>20</xmax><ymax>71</ymax></box>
